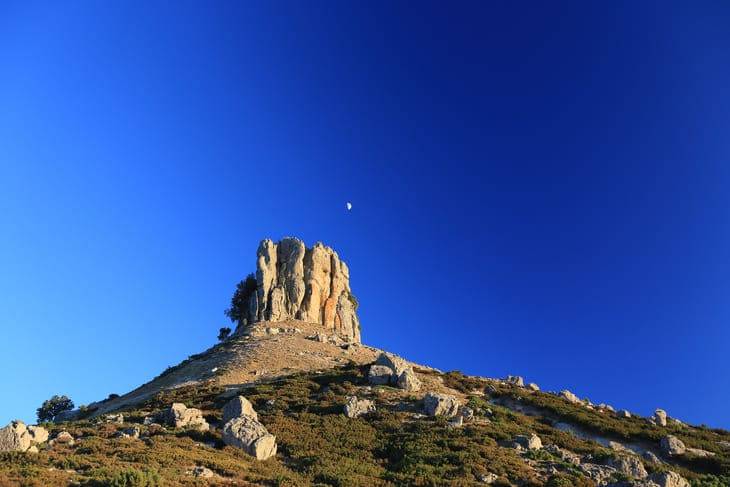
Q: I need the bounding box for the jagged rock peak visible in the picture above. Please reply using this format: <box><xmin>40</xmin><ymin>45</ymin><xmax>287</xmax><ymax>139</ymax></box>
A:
<box><xmin>241</xmin><ymin>237</ymin><xmax>361</xmax><ymax>342</ymax></box>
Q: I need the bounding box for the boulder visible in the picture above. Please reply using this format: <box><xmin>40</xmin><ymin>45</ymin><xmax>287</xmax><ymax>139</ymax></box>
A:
<box><xmin>506</xmin><ymin>376</ymin><xmax>524</xmax><ymax>387</ymax></box>
<box><xmin>397</xmin><ymin>369</ymin><xmax>422</xmax><ymax>392</ymax></box>
<box><xmin>162</xmin><ymin>403</ymin><xmax>209</xmax><ymax>431</ymax></box>
<box><xmin>223</xmin><ymin>396</ymin><xmax>258</xmax><ymax>423</ymax></box>
<box><xmin>560</xmin><ymin>390</ymin><xmax>580</xmax><ymax>404</ymax></box>
<box><xmin>619</xmin><ymin>410</ymin><xmax>632</xmax><ymax>418</ymax></box>
<box><xmin>368</xmin><ymin>365</ymin><xmax>394</xmax><ymax>385</ymax></box>
<box><xmin>375</xmin><ymin>353</ymin><xmax>410</xmax><ymax>379</ymax></box>
<box><xmin>513</xmin><ymin>434</ymin><xmax>542</xmax><ymax>450</ymax></box>
<box><xmin>654</xmin><ymin>409</ymin><xmax>668</xmax><ymax>427</ymax></box>
<box><xmin>222</xmin><ymin>416</ymin><xmax>277</xmax><ymax>460</ymax></box>
<box><xmin>527</xmin><ymin>383</ymin><xmax>540</xmax><ymax>391</ymax></box>
<box><xmin>0</xmin><ymin>421</ymin><xmax>31</xmax><ymax>452</ymax></box>
<box><xmin>343</xmin><ymin>396</ymin><xmax>376</xmax><ymax>418</ymax></box>
<box><xmin>423</xmin><ymin>392</ymin><xmax>460</xmax><ymax>417</ymax></box>
<box><xmin>51</xmin><ymin>431</ymin><xmax>75</xmax><ymax>446</ymax></box>
<box><xmin>478</xmin><ymin>473</ymin><xmax>499</xmax><ymax>484</ymax></box>
<box><xmin>606</xmin><ymin>455</ymin><xmax>648</xmax><ymax>479</ymax></box>
<box><xmin>659</xmin><ymin>435</ymin><xmax>686</xmax><ymax>456</ymax></box>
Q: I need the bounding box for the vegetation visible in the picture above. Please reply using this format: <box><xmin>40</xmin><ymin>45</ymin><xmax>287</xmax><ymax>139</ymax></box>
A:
<box><xmin>218</xmin><ymin>327</ymin><xmax>232</xmax><ymax>341</ymax></box>
<box><xmin>224</xmin><ymin>274</ymin><xmax>258</xmax><ymax>325</ymax></box>
<box><xmin>37</xmin><ymin>395</ymin><xmax>74</xmax><ymax>423</ymax></box>
<box><xmin>4</xmin><ymin>366</ymin><xmax>728</xmax><ymax>486</ymax></box>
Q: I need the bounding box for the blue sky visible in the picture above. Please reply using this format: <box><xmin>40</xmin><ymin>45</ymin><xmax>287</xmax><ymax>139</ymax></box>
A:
<box><xmin>1</xmin><ymin>1</ymin><xmax>729</xmax><ymax>428</ymax></box>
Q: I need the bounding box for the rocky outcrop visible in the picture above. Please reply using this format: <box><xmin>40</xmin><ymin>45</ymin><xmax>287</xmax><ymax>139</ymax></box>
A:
<box><xmin>240</xmin><ymin>238</ymin><xmax>361</xmax><ymax>342</ymax></box>
<box><xmin>0</xmin><ymin>421</ymin><xmax>48</xmax><ymax>452</ymax></box>
<box><xmin>0</xmin><ymin>421</ymin><xmax>31</xmax><ymax>452</ymax></box>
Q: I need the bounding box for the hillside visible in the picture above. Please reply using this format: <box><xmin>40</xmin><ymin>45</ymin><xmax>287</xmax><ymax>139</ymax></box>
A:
<box><xmin>2</xmin><ymin>239</ymin><xmax>729</xmax><ymax>487</ymax></box>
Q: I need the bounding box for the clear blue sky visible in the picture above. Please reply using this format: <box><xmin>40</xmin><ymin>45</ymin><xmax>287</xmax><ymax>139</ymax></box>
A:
<box><xmin>1</xmin><ymin>2</ymin><xmax>729</xmax><ymax>428</ymax></box>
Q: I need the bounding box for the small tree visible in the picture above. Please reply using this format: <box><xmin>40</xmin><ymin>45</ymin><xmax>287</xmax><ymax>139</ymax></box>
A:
<box><xmin>224</xmin><ymin>274</ymin><xmax>258</xmax><ymax>325</ymax></box>
<box><xmin>218</xmin><ymin>327</ymin><xmax>232</xmax><ymax>341</ymax></box>
<box><xmin>37</xmin><ymin>395</ymin><xmax>74</xmax><ymax>422</ymax></box>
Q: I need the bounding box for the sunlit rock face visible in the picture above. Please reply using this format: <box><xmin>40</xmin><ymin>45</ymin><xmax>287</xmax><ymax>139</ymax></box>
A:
<box><xmin>242</xmin><ymin>237</ymin><xmax>361</xmax><ymax>342</ymax></box>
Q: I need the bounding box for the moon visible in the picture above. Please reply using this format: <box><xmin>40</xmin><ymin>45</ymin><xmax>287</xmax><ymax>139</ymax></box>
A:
<box><xmin>346</xmin><ymin>202</ymin><xmax>352</xmax><ymax>211</ymax></box>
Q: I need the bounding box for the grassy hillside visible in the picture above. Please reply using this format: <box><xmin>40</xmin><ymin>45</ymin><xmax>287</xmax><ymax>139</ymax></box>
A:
<box><xmin>2</xmin><ymin>364</ymin><xmax>728</xmax><ymax>486</ymax></box>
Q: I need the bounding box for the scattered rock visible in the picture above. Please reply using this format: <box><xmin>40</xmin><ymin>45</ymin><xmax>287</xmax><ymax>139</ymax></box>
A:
<box><xmin>506</xmin><ymin>376</ymin><xmax>524</xmax><ymax>387</ymax></box>
<box><xmin>513</xmin><ymin>433</ymin><xmax>542</xmax><ymax>450</ymax></box>
<box><xmin>0</xmin><ymin>421</ymin><xmax>31</xmax><ymax>452</ymax></box>
<box><xmin>223</xmin><ymin>396</ymin><xmax>258</xmax><ymax>423</ymax></box>
<box><xmin>116</xmin><ymin>426</ymin><xmax>141</xmax><ymax>439</ymax></box>
<box><xmin>423</xmin><ymin>392</ymin><xmax>460</xmax><ymax>417</ymax></box>
<box><xmin>104</xmin><ymin>414</ymin><xmax>124</xmax><ymax>424</ymax></box>
<box><xmin>653</xmin><ymin>409</ymin><xmax>668</xmax><ymax>427</ymax></box>
<box><xmin>527</xmin><ymin>383</ymin><xmax>540</xmax><ymax>391</ymax></box>
<box><xmin>619</xmin><ymin>410</ymin><xmax>632</xmax><ymax>418</ymax></box>
<box><xmin>161</xmin><ymin>403</ymin><xmax>209</xmax><ymax>431</ymax></box>
<box><xmin>560</xmin><ymin>390</ymin><xmax>580</xmax><ymax>404</ymax></box>
<box><xmin>606</xmin><ymin>455</ymin><xmax>647</xmax><ymax>479</ymax></box>
<box><xmin>659</xmin><ymin>435</ymin><xmax>686</xmax><ymax>456</ymax></box>
<box><xmin>222</xmin><ymin>416</ymin><xmax>277</xmax><ymax>460</ymax></box>
<box><xmin>478</xmin><ymin>473</ymin><xmax>499</xmax><ymax>484</ymax></box>
<box><xmin>189</xmin><ymin>466</ymin><xmax>214</xmax><ymax>478</ymax></box>
<box><xmin>343</xmin><ymin>396</ymin><xmax>375</xmax><ymax>418</ymax></box>
<box><xmin>51</xmin><ymin>431</ymin><xmax>75</xmax><ymax>447</ymax></box>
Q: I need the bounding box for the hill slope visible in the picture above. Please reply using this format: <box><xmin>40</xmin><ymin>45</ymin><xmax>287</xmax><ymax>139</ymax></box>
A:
<box><xmin>1</xmin><ymin>321</ymin><xmax>729</xmax><ymax>486</ymax></box>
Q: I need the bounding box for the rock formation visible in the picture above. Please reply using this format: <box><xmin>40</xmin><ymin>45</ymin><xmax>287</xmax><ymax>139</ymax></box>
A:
<box><xmin>238</xmin><ymin>238</ymin><xmax>361</xmax><ymax>342</ymax></box>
